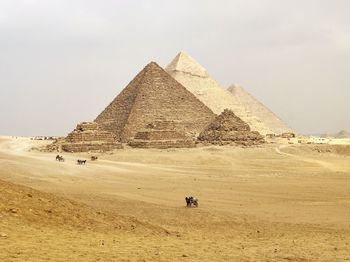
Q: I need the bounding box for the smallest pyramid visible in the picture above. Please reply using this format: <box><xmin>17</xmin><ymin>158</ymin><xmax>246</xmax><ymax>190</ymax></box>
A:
<box><xmin>336</xmin><ymin>130</ymin><xmax>350</xmax><ymax>138</ymax></box>
<box><xmin>198</xmin><ymin>109</ymin><xmax>265</xmax><ymax>146</ymax></box>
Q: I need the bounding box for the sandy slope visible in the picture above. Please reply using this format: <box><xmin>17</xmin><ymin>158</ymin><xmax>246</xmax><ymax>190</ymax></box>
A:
<box><xmin>0</xmin><ymin>136</ymin><xmax>350</xmax><ymax>261</ymax></box>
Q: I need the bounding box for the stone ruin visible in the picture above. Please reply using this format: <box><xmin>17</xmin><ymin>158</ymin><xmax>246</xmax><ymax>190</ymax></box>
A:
<box><xmin>128</xmin><ymin>119</ymin><xmax>195</xmax><ymax>149</ymax></box>
<box><xmin>60</xmin><ymin>122</ymin><xmax>122</xmax><ymax>152</ymax></box>
<box><xmin>197</xmin><ymin>109</ymin><xmax>265</xmax><ymax>146</ymax></box>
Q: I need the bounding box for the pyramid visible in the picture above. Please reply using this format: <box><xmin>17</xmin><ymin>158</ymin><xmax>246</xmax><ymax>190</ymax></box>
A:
<box><xmin>227</xmin><ymin>84</ymin><xmax>293</xmax><ymax>135</ymax></box>
<box><xmin>198</xmin><ymin>109</ymin><xmax>265</xmax><ymax>146</ymax></box>
<box><xmin>95</xmin><ymin>62</ymin><xmax>216</xmax><ymax>142</ymax></box>
<box><xmin>61</xmin><ymin>122</ymin><xmax>122</xmax><ymax>152</ymax></box>
<box><xmin>165</xmin><ymin>52</ymin><xmax>284</xmax><ymax>135</ymax></box>
<box><xmin>334</xmin><ymin>130</ymin><xmax>350</xmax><ymax>139</ymax></box>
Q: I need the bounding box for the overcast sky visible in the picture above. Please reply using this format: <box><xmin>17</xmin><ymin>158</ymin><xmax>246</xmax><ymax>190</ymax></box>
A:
<box><xmin>0</xmin><ymin>0</ymin><xmax>349</xmax><ymax>136</ymax></box>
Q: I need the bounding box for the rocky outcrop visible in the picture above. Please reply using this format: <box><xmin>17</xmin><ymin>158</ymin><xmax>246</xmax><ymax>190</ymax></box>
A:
<box><xmin>61</xmin><ymin>122</ymin><xmax>122</xmax><ymax>152</ymax></box>
<box><xmin>197</xmin><ymin>109</ymin><xmax>265</xmax><ymax>146</ymax></box>
<box><xmin>128</xmin><ymin>119</ymin><xmax>195</xmax><ymax>149</ymax></box>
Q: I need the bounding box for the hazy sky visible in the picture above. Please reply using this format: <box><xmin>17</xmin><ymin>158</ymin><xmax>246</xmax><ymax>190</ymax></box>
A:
<box><xmin>1</xmin><ymin>0</ymin><xmax>349</xmax><ymax>136</ymax></box>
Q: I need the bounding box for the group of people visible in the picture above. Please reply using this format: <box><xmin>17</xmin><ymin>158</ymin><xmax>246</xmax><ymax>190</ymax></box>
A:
<box><xmin>55</xmin><ymin>155</ymin><xmax>87</xmax><ymax>165</ymax></box>
<box><xmin>55</xmin><ymin>155</ymin><xmax>64</xmax><ymax>162</ymax></box>
<box><xmin>185</xmin><ymin>196</ymin><xmax>198</xmax><ymax>207</ymax></box>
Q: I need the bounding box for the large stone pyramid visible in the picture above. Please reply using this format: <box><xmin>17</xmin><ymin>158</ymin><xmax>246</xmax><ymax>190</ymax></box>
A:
<box><xmin>165</xmin><ymin>52</ymin><xmax>287</xmax><ymax>135</ymax></box>
<box><xmin>227</xmin><ymin>84</ymin><xmax>293</xmax><ymax>135</ymax></box>
<box><xmin>95</xmin><ymin>62</ymin><xmax>216</xmax><ymax>142</ymax></box>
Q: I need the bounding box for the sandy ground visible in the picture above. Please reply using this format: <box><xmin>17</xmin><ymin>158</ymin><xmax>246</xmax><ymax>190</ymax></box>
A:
<box><xmin>0</xmin><ymin>136</ymin><xmax>350</xmax><ymax>261</ymax></box>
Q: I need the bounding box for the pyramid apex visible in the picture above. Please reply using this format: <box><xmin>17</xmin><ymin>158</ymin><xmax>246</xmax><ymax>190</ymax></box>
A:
<box><xmin>142</xmin><ymin>61</ymin><xmax>165</xmax><ymax>75</ymax></box>
<box><xmin>177</xmin><ymin>50</ymin><xmax>191</xmax><ymax>57</ymax></box>
<box><xmin>165</xmin><ymin>51</ymin><xmax>209</xmax><ymax>77</ymax></box>
<box><xmin>145</xmin><ymin>61</ymin><xmax>161</xmax><ymax>69</ymax></box>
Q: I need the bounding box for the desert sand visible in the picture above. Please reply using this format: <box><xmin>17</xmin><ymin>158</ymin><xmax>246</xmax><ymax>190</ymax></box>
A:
<box><xmin>1</xmin><ymin>136</ymin><xmax>350</xmax><ymax>261</ymax></box>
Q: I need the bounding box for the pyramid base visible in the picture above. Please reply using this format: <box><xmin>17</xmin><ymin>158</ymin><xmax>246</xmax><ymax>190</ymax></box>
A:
<box><xmin>128</xmin><ymin>139</ymin><xmax>195</xmax><ymax>149</ymax></box>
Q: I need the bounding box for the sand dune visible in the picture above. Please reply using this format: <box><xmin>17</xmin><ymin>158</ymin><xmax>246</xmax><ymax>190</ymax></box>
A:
<box><xmin>1</xmin><ymin>136</ymin><xmax>350</xmax><ymax>261</ymax></box>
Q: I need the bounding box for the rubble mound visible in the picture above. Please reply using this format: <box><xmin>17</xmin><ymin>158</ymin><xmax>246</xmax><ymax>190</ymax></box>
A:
<box><xmin>128</xmin><ymin>119</ymin><xmax>195</xmax><ymax>149</ymax></box>
<box><xmin>198</xmin><ymin>109</ymin><xmax>265</xmax><ymax>146</ymax></box>
<box><xmin>61</xmin><ymin>122</ymin><xmax>122</xmax><ymax>152</ymax></box>
<box><xmin>95</xmin><ymin>62</ymin><xmax>215</xmax><ymax>142</ymax></box>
